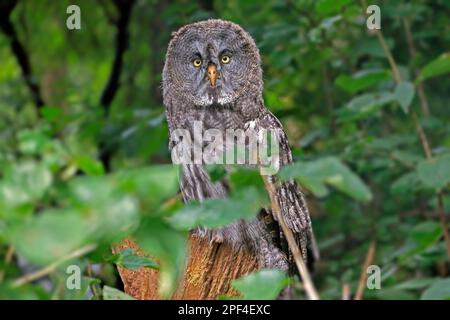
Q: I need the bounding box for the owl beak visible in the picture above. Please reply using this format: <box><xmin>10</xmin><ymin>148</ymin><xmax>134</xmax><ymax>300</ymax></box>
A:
<box><xmin>207</xmin><ymin>63</ymin><xmax>217</xmax><ymax>87</ymax></box>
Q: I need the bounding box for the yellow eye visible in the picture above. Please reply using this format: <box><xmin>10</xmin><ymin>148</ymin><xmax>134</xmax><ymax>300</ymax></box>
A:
<box><xmin>221</xmin><ymin>55</ymin><xmax>231</xmax><ymax>64</ymax></box>
<box><xmin>193</xmin><ymin>58</ymin><xmax>202</xmax><ymax>67</ymax></box>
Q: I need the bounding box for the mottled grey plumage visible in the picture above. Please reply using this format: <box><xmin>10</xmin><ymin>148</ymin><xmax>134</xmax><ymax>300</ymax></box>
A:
<box><xmin>162</xmin><ymin>19</ymin><xmax>318</xmax><ymax>273</ymax></box>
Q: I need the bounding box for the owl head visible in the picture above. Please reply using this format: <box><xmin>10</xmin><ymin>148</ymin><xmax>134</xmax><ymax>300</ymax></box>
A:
<box><xmin>163</xmin><ymin>19</ymin><xmax>263</xmax><ymax>107</ymax></box>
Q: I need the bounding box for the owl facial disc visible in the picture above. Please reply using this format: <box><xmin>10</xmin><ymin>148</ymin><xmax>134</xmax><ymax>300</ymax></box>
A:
<box><xmin>163</xmin><ymin>19</ymin><xmax>263</xmax><ymax>108</ymax></box>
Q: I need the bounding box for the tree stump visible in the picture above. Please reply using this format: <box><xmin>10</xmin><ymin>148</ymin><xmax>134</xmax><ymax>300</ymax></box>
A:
<box><xmin>113</xmin><ymin>235</ymin><xmax>258</xmax><ymax>299</ymax></box>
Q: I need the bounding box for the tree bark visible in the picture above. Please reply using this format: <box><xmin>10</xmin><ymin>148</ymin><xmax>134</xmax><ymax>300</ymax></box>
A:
<box><xmin>113</xmin><ymin>235</ymin><xmax>258</xmax><ymax>299</ymax></box>
<box><xmin>0</xmin><ymin>0</ymin><xmax>44</xmax><ymax>109</ymax></box>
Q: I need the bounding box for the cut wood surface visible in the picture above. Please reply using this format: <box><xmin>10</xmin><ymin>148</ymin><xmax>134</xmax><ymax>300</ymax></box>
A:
<box><xmin>113</xmin><ymin>235</ymin><xmax>258</xmax><ymax>299</ymax></box>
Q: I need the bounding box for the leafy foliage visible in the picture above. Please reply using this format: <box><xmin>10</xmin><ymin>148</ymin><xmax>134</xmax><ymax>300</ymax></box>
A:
<box><xmin>417</xmin><ymin>154</ymin><xmax>450</xmax><ymax>191</ymax></box>
<box><xmin>280</xmin><ymin>157</ymin><xmax>372</xmax><ymax>202</ymax></box>
<box><xmin>231</xmin><ymin>269</ymin><xmax>288</xmax><ymax>300</ymax></box>
<box><xmin>0</xmin><ymin>0</ymin><xmax>449</xmax><ymax>300</ymax></box>
<box><xmin>420</xmin><ymin>278</ymin><xmax>450</xmax><ymax>300</ymax></box>
<box><xmin>102</xmin><ymin>286</ymin><xmax>135</xmax><ymax>300</ymax></box>
<box><xmin>108</xmin><ymin>249</ymin><xmax>158</xmax><ymax>270</ymax></box>
<box><xmin>417</xmin><ymin>54</ymin><xmax>450</xmax><ymax>83</ymax></box>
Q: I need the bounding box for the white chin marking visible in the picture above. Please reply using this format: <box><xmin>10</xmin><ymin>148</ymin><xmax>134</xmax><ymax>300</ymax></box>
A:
<box><xmin>198</xmin><ymin>96</ymin><xmax>213</xmax><ymax>106</ymax></box>
<box><xmin>197</xmin><ymin>94</ymin><xmax>233</xmax><ymax>106</ymax></box>
<box><xmin>217</xmin><ymin>94</ymin><xmax>233</xmax><ymax>105</ymax></box>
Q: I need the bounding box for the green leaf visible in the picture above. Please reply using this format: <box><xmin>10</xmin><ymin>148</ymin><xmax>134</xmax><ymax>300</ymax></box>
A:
<box><xmin>390</xmin><ymin>172</ymin><xmax>420</xmax><ymax>194</ymax></box>
<box><xmin>167</xmin><ymin>187</ymin><xmax>266</xmax><ymax>230</ymax></box>
<box><xmin>40</xmin><ymin>106</ymin><xmax>63</xmax><ymax>122</ymax></box>
<box><xmin>206</xmin><ymin>165</ymin><xmax>227</xmax><ymax>182</ymax></box>
<box><xmin>102</xmin><ymin>286</ymin><xmax>135</xmax><ymax>300</ymax></box>
<box><xmin>394</xmin><ymin>278</ymin><xmax>436</xmax><ymax>290</ymax></box>
<box><xmin>0</xmin><ymin>282</ymin><xmax>51</xmax><ymax>299</ymax></box>
<box><xmin>0</xmin><ymin>162</ymin><xmax>53</xmax><ymax>214</ymax></box>
<box><xmin>8</xmin><ymin>209</ymin><xmax>88</xmax><ymax>265</ymax></box>
<box><xmin>391</xmin><ymin>150</ymin><xmax>423</xmax><ymax>167</ymax></box>
<box><xmin>417</xmin><ymin>53</ymin><xmax>450</xmax><ymax>82</ymax></box>
<box><xmin>399</xmin><ymin>221</ymin><xmax>443</xmax><ymax>261</ymax></box>
<box><xmin>109</xmin><ymin>248</ymin><xmax>158</xmax><ymax>270</ymax></box>
<box><xmin>114</xmin><ymin>165</ymin><xmax>179</xmax><ymax>211</ymax></box>
<box><xmin>68</xmin><ymin>176</ymin><xmax>140</xmax><ymax>242</ymax></box>
<box><xmin>367</xmin><ymin>134</ymin><xmax>416</xmax><ymax>151</ymax></box>
<box><xmin>335</xmin><ymin>69</ymin><xmax>391</xmax><ymax>93</ymax></box>
<box><xmin>0</xmin><ymin>162</ymin><xmax>54</xmax><ymax>222</ymax></box>
<box><xmin>421</xmin><ymin>278</ymin><xmax>450</xmax><ymax>300</ymax></box>
<box><xmin>338</xmin><ymin>92</ymin><xmax>396</xmax><ymax>121</ymax></box>
<box><xmin>228</xmin><ymin>167</ymin><xmax>267</xmax><ymax>198</ymax></box>
<box><xmin>417</xmin><ymin>154</ymin><xmax>450</xmax><ymax>191</ymax></box>
<box><xmin>366</xmin><ymin>288</ymin><xmax>416</xmax><ymax>300</ymax></box>
<box><xmin>17</xmin><ymin>128</ymin><xmax>51</xmax><ymax>155</ymax></box>
<box><xmin>232</xmin><ymin>269</ymin><xmax>288</xmax><ymax>300</ymax></box>
<box><xmin>345</xmin><ymin>92</ymin><xmax>396</xmax><ymax>111</ymax></box>
<box><xmin>316</xmin><ymin>0</ymin><xmax>352</xmax><ymax>16</ymax></box>
<box><xmin>410</xmin><ymin>221</ymin><xmax>443</xmax><ymax>247</ymax></box>
<box><xmin>73</xmin><ymin>155</ymin><xmax>105</xmax><ymax>176</ymax></box>
<box><xmin>279</xmin><ymin>157</ymin><xmax>372</xmax><ymax>202</ymax></box>
<box><xmin>64</xmin><ymin>276</ymin><xmax>101</xmax><ymax>300</ymax></box>
<box><xmin>135</xmin><ymin>218</ymin><xmax>187</xmax><ymax>299</ymax></box>
<box><xmin>299</xmin><ymin>177</ymin><xmax>330</xmax><ymax>198</ymax></box>
<box><xmin>394</xmin><ymin>81</ymin><xmax>415</xmax><ymax>114</ymax></box>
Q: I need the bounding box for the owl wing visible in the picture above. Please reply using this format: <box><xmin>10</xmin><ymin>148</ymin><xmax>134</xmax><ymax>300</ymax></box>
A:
<box><xmin>255</xmin><ymin>111</ymin><xmax>319</xmax><ymax>272</ymax></box>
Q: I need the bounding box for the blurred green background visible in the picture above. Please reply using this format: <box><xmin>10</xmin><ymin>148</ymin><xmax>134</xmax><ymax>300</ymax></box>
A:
<box><xmin>0</xmin><ymin>0</ymin><xmax>449</xmax><ymax>300</ymax></box>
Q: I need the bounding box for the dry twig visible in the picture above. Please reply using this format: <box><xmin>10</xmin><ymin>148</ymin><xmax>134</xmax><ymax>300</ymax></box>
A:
<box><xmin>261</xmin><ymin>174</ymin><xmax>320</xmax><ymax>300</ymax></box>
<box><xmin>342</xmin><ymin>283</ymin><xmax>351</xmax><ymax>300</ymax></box>
<box><xmin>361</xmin><ymin>0</ymin><xmax>450</xmax><ymax>261</ymax></box>
<box><xmin>354</xmin><ymin>242</ymin><xmax>376</xmax><ymax>300</ymax></box>
<box><xmin>12</xmin><ymin>244</ymin><xmax>96</xmax><ymax>287</ymax></box>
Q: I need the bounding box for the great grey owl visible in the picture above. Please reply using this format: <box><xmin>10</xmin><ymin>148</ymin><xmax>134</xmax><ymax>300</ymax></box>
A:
<box><xmin>162</xmin><ymin>19</ymin><xmax>318</xmax><ymax>274</ymax></box>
